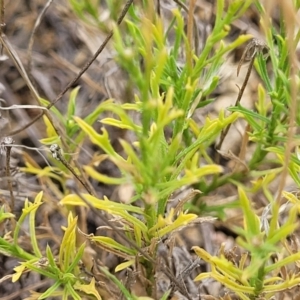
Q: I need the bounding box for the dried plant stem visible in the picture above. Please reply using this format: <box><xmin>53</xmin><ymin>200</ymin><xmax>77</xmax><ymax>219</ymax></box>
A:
<box><xmin>233</xmin><ymin>123</ymin><xmax>251</xmax><ymax>173</ymax></box>
<box><xmin>187</xmin><ymin>0</ymin><xmax>196</xmax><ymax>69</ymax></box>
<box><xmin>27</xmin><ymin>0</ymin><xmax>53</xmax><ymax>76</ymax></box>
<box><xmin>3</xmin><ymin>138</ymin><xmax>15</xmax><ymax>212</ymax></box>
<box><xmin>49</xmin><ymin>144</ymin><xmax>93</xmax><ymax>196</ymax></box>
<box><xmin>216</xmin><ymin>54</ymin><xmax>255</xmax><ymax>156</ymax></box>
<box><xmin>0</xmin><ymin>0</ymin><xmax>4</xmax><ymax>54</ymax></box>
<box><xmin>73</xmin><ymin>159</ymin><xmax>96</xmax><ymax>196</ymax></box>
<box><xmin>156</xmin><ymin>0</ymin><xmax>161</xmax><ymax>16</ymax></box>
<box><xmin>7</xmin><ymin>0</ymin><xmax>134</xmax><ymax>137</ymax></box>
<box><xmin>173</xmin><ymin>0</ymin><xmax>199</xmax><ymax>56</ymax></box>
<box><xmin>173</xmin><ymin>0</ymin><xmax>188</xmax><ymax>12</ymax></box>
<box><xmin>216</xmin><ymin>39</ymin><xmax>269</xmax><ymax>163</ymax></box>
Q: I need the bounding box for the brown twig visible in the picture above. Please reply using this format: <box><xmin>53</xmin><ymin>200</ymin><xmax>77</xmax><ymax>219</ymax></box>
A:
<box><xmin>49</xmin><ymin>144</ymin><xmax>93</xmax><ymax>196</ymax></box>
<box><xmin>27</xmin><ymin>0</ymin><xmax>53</xmax><ymax>76</ymax></box>
<box><xmin>187</xmin><ymin>0</ymin><xmax>196</xmax><ymax>69</ymax></box>
<box><xmin>216</xmin><ymin>39</ymin><xmax>269</xmax><ymax>160</ymax></box>
<box><xmin>173</xmin><ymin>0</ymin><xmax>188</xmax><ymax>12</ymax></box>
<box><xmin>3</xmin><ymin>137</ymin><xmax>15</xmax><ymax>212</ymax></box>
<box><xmin>173</xmin><ymin>0</ymin><xmax>199</xmax><ymax>56</ymax></box>
<box><xmin>233</xmin><ymin>123</ymin><xmax>251</xmax><ymax>173</ymax></box>
<box><xmin>156</xmin><ymin>0</ymin><xmax>161</xmax><ymax>16</ymax></box>
<box><xmin>0</xmin><ymin>0</ymin><xmax>4</xmax><ymax>55</ymax></box>
<box><xmin>6</xmin><ymin>0</ymin><xmax>134</xmax><ymax>137</ymax></box>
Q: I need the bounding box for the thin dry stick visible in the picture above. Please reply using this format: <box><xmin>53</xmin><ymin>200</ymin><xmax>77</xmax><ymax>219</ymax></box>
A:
<box><xmin>187</xmin><ymin>0</ymin><xmax>196</xmax><ymax>69</ymax></box>
<box><xmin>49</xmin><ymin>144</ymin><xmax>93</xmax><ymax>196</ymax></box>
<box><xmin>73</xmin><ymin>159</ymin><xmax>97</xmax><ymax>196</ymax></box>
<box><xmin>3</xmin><ymin>137</ymin><xmax>15</xmax><ymax>212</ymax></box>
<box><xmin>216</xmin><ymin>39</ymin><xmax>269</xmax><ymax>156</ymax></box>
<box><xmin>0</xmin><ymin>104</ymin><xmax>48</xmax><ymax>111</ymax></box>
<box><xmin>27</xmin><ymin>0</ymin><xmax>53</xmax><ymax>76</ymax></box>
<box><xmin>173</xmin><ymin>0</ymin><xmax>199</xmax><ymax>56</ymax></box>
<box><xmin>177</xmin><ymin>256</ymin><xmax>201</xmax><ymax>282</ymax></box>
<box><xmin>233</xmin><ymin>123</ymin><xmax>251</xmax><ymax>173</ymax></box>
<box><xmin>156</xmin><ymin>0</ymin><xmax>161</xmax><ymax>16</ymax></box>
<box><xmin>7</xmin><ymin>0</ymin><xmax>134</xmax><ymax>137</ymax></box>
<box><xmin>0</xmin><ymin>0</ymin><xmax>4</xmax><ymax>54</ymax></box>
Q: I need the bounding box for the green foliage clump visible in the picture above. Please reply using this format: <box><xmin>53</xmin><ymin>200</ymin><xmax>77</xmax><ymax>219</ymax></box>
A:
<box><xmin>1</xmin><ymin>0</ymin><xmax>300</xmax><ymax>299</ymax></box>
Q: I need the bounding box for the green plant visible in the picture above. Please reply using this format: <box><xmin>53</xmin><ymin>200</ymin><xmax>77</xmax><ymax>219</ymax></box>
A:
<box><xmin>1</xmin><ymin>193</ymin><xmax>100</xmax><ymax>299</ymax></box>
<box><xmin>1</xmin><ymin>0</ymin><xmax>300</xmax><ymax>299</ymax></box>
<box><xmin>193</xmin><ymin>188</ymin><xmax>300</xmax><ymax>299</ymax></box>
<box><xmin>192</xmin><ymin>0</ymin><xmax>300</xmax><ymax>298</ymax></box>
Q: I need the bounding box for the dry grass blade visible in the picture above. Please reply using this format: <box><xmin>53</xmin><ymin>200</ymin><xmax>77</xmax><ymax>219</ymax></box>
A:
<box><xmin>0</xmin><ymin>0</ymin><xmax>4</xmax><ymax>54</ymax></box>
<box><xmin>27</xmin><ymin>0</ymin><xmax>54</xmax><ymax>76</ymax></box>
<box><xmin>2</xmin><ymin>137</ymin><xmax>15</xmax><ymax>212</ymax></box>
<box><xmin>173</xmin><ymin>0</ymin><xmax>200</xmax><ymax>55</ymax></box>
